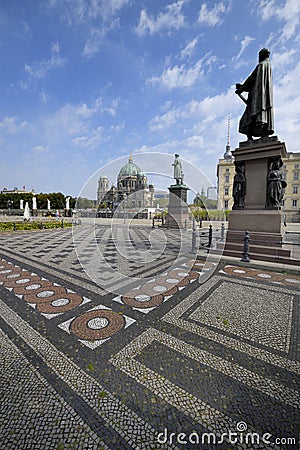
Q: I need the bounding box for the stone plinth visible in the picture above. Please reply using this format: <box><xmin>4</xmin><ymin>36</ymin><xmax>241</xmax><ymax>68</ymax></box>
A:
<box><xmin>167</xmin><ymin>184</ymin><xmax>189</xmax><ymax>228</ymax></box>
<box><xmin>233</xmin><ymin>136</ymin><xmax>287</xmax><ymax>209</ymax></box>
<box><xmin>229</xmin><ymin>209</ymin><xmax>282</xmax><ymax>234</ymax></box>
<box><xmin>223</xmin><ymin>137</ymin><xmax>292</xmax><ymax>263</ymax></box>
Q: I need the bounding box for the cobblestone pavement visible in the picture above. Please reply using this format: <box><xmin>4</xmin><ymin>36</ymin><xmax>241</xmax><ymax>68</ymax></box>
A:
<box><xmin>0</xmin><ymin>224</ymin><xmax>299</xmax><ymax>450</ymax></box>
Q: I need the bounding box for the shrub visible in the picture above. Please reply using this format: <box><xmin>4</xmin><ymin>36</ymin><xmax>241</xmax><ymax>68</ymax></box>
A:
<box><xmin>0</xmin><ymin>221</ymin><xmax>72</xmax><ymax>231</ymax></box>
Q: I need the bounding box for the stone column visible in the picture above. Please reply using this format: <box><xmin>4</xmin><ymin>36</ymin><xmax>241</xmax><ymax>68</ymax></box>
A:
<box><xmin>167</xmin><ymin>184</ymin><xmax>189</xmax><ymax>228</ymax></box>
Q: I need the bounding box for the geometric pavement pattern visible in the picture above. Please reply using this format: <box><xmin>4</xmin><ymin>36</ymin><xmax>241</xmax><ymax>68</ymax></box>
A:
<box><xmin>0</xmin><ymin>225</ymin><xmax>299</xmax><ymax>449</ymax></box>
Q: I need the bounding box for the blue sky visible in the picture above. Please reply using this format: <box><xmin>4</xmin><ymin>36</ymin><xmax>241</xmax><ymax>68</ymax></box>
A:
<box><xmin>0</xmin><ymin>0</ymin><xmax>299</xmax><ymax>198</ymax></box>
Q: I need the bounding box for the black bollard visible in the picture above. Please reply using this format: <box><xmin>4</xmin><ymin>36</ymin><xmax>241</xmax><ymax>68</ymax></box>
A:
<box><xmin>241</xmin><ymin>231</ymin><xmax>251</xmax><ymax>262</ymax></box>
<box><xmin>152</xmin><ymin>218</ymin><xmax>155</xmax><ymax>229</ymax></box>
<box><xmin>221</xmin><ymin>222</ymin><xmax>225</xmax><ymax>241</ymax></box>
<box><xmin>191</xmin><ymin>217</ymin><xmax>196</xmax><ymax>253</ymax></box>
<box><xmin>208</xmin><ymin>224</ymin><xmax>213</xmax><ymax>248</ymax></box>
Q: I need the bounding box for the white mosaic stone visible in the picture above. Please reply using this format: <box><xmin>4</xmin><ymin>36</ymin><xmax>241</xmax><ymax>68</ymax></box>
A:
<box><xmin>37</xmin><ymin>290</ymin><xmax>55</xmax><ymax>298</ymax></box>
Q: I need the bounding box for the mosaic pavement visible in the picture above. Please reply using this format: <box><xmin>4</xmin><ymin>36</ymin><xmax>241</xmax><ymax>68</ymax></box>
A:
<box><xmin>0</xmin><ymin>224</ymin><xmax>299</xmax><ymax>449</ymax></box>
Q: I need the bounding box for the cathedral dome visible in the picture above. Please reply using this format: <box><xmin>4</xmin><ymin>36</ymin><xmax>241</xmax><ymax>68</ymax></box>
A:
<box><xmin>118</xmin><ymin>155</ymin><xmax>142</xmax><ymax>179</ymax></box>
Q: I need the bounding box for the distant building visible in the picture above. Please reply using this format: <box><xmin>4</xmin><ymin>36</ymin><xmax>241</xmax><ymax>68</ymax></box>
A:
<box><xmin>97</xmin><ymin>155</ymin><xmax>154</xmax><ymax>211</ymax></box>
<box><xmin>282</xmin><ymin>152</ymin><xmax>300</xmax><ymax>221</ymax></box>
<box><xmin>217</xmin><ymin>138</ymin><xmax>235</xmax><ymax>210</ymax></box>
<box><xmin>1</xmin><ymin>187</ymin><xmax>34</xmax><ymax>194</ymax></box>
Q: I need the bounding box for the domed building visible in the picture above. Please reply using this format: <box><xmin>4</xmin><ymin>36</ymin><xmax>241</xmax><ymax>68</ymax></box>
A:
<box><xmin>97</xmin><ymin>155</ymin><xmax>154</xmax><ymax>213</ymax></box>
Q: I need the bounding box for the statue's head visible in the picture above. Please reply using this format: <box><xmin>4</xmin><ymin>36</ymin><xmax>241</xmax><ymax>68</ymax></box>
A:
<box><xmin>259</xmin><ymin>48</ymin><xmax>270</xmax><ymax>62</ymax></box>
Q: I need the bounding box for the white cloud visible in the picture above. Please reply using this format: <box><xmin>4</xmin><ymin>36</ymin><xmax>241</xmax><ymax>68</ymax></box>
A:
<box><xmin>147</xmin><ymin>87</ymin><xmax>243</xmax><ymax>181</ymax></box>
<box><xmin>82</xmin><ymin>27</ymin><xmax>105</xmax><ymax>59</ymax></box>
<box><xmin>234</xmin><ymin>35</ymin><xmax>255</xmax><ymax>61</ymax></box>
<box><xmin>33</xmin><ymin>145</ymin><xmax>49</xmax><ymax>153</ymax></box>
<box><xmin>47</xmin><ymin>0</ymin><xmax>126</xmax><ymax>25</ymax></box>
<box><xmin>148</xmin><ymin>53</ymin><xmax>216</xmax><ymax>90</ymax></box>
<box><xmin>272</xmin><ymin>48</ymin><xmax>297</xmax><ymax>71</ymax></box>
<box><xmin>198</xmin><ymin>2</ymin><xmax>229</xmax><ymax>27</ymax></box>
<box><xmin>180</xmin><ymin>37</ymin><xmax>199</xmax><ymax>59</ymax></box>
<box><xmin>24</xmin><ymin>43</ymin><xmax>66</xmax><ymax>79</ymax></box>
<box><xmin>0</xmin><ymin>117</ymin><xmax>28</xmax><ymax>134</ymax></box>
<box><xmin>256</xmin><ymin>0</ymin><xmax>300</xmax><ymax>42</ymax></box>
<box><xmin>135</xmin><ymin>0</ymin><xmax>186</xmax><ymax>36</ymax></box>
<box><xmin>72</xmin><ymin>126</ymin><xmax>105</xmax><ymax>149</ymax></box>
<box><xmin>48</xmin><ymin>0</ymin><xmax>130</xmax><ymax>58</ymax></box>
<box><xmin>148</xmin><ymin>60</ymin><xmax>203</xmax><ymax>89</ymax></box>
<box><xmin>44</xmin><ymin>97</ymin><xmax>118</xmax><ymax>139</ymax></box>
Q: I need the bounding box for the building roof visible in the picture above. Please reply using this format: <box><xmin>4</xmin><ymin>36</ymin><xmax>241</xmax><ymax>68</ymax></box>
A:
<box><xmin>118</xmin><ymin>155</ymin><xmax>142</xmax><ymax>179</ymax></box>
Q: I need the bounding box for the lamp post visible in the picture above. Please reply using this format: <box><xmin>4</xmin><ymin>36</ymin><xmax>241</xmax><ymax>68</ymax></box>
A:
<box><xmin>123</xmin><ymin>193</ymin><xmax>127</xmax><ymax>224</ymax></box>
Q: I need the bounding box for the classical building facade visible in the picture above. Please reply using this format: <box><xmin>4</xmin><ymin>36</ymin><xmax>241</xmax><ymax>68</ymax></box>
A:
<box><xmin>97</xmin><ymin>155</ymin><xmax>154</xmax><ymax>211</ymax></box>
<box><xmin>217</xmin><ymin>147</ymin><xmax>300</xmax><ymax>221</ymax></box>
<box><xmin>217</xmin><ymin>142</ymin><xmax>235</xmax><ymax>210</ymax></box>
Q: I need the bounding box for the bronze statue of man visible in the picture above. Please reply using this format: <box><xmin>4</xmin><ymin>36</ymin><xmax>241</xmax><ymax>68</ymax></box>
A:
<box><xmin>236</xmin><ymin>48</ymin><xmax>274</xmax><ymax>140</ymax></box>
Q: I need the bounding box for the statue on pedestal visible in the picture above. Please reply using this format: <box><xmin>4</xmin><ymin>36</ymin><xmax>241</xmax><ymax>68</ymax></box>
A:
<box><xmin>232</xmin><ymin>162</ymin><xmax>246</xmax><ymax>210</ymax></box>
<box><xmin>32</xmin><ymin>195</ymin><xmax>37</xmax><ymax>210</ymax></box>
<box><xmin>235</xmin><ymin>48</ymin><xmax>274</xmax><ymax>141</ymax></box>
<box><xmin>172</xmin><ymin>154</ymin><xmax>183</xmax><ymax>184</ymax></box>
<box><xmin>266</xmin><ymin>158</ymin><xmax>287</xmax><ymax>209</ymax></box>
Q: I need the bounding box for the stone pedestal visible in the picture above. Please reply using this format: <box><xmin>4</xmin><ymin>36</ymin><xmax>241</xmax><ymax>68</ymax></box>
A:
<box><xmin>223</xmin><ymin>137</ymin><xmax>292</xmax><ymax>263</ymax></box>
<box><xmin>233</xmin><ymin>136</ymin><xmax>287</xmax><ymax>209</ymax></box>
<box><xmin>167</xmin><ymin>184</ymin><xmax>189</xmax><ymax>228</ymax></box>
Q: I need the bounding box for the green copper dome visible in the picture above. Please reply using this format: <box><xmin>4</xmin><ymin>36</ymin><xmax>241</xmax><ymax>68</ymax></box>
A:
<box><xmin>118</xmin><ymin>155</ymin><xmax>142</xmax><ymax>179</ymax></box>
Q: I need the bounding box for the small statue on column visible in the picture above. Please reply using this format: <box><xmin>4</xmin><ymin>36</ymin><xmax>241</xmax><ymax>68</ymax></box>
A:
<box><xmin>172</xmin><ymin>154</ymin><xmax>183</xmax><ymax>184</ymax></box>
<box><xmin>232</xmin><ymin>162</ymin><xmax>246</xmax><ymax>210</ymax></box>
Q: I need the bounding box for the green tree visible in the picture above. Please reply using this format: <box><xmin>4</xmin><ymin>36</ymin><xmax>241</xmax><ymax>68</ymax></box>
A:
<box><xmin>76</xmin><ymin>197</ymin><xmax>94</xmax><ymax>208</ymax></box>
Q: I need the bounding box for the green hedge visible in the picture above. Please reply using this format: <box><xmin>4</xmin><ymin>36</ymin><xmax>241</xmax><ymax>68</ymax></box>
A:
<box><xmin>192</xmin><ymin>209</ymin><xmax>230</xmax><ymax>221</ymax></box>
<box><xmin>0</xmin><ymin>221</ymin><xmax>73</xmax><ymax>231</ymax></box>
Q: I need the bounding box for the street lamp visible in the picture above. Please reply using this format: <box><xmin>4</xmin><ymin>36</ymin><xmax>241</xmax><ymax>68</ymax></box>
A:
<box><xmin>123</xmin><ymin>193</ymin><xmax>127</xmax><ymax>224</ymax></box>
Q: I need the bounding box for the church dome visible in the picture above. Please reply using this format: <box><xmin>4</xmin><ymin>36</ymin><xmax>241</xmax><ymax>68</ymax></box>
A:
<box><xmin>118</xmin><ymin>155</ymin><xmax>142</xmax><ymax>179</ymax></box>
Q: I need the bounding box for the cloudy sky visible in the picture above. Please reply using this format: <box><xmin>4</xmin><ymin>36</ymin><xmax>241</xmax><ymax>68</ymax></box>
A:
<box><xmin>1</xmin><ymin>0</ymin><xmax>299</xmax><ymax>198</ymax></box>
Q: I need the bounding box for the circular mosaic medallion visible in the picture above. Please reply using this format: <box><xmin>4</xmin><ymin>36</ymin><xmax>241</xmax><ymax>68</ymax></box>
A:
<box><xmin>0</xmin><ymin>267</ymin><xmax>23</xmax><ymax>282</ymax></box>
<box><xmin>23</xmin><ymin>286</ymin><xmax>68</xmax><ymax>304</ymax></box>
<box><xmin>222</xmin><ymin>266</ymin><xmax>254</xmax><ymax>277</ymax></box>
<box><xmin>6</xmin><ymin>273</ymin><xmax>22</xmax><ymax>279</ymax></box>
<box><xmin>253</xmin><ymin>271</ymin><xmax>283</xmax><ymax>282</ymax></box>
<box><xmin>284</xmin><ymin>278</ymin><xmax>300</xmax><ymax>285</ymax></box>
<box><xmin>36</xmin><ymin>293</ymin><xmax>83</xmax><ymax>313</ymax></box>
<box><xmin>141</xmin><ymin>281</ymin><xmax>177</xmax><ymax>297</ymax></box>
<box><xmin>122</xmin><ymin>289</ymin><xmax>164</xmax><ymax>308</ymax></box>
<box><xmin>13</xmin><ymin>279</ymin><xmax>56</xmax><ymax>296</ymax></box>
<box><xmin>70</xmin><ymin>309</ymin><xmax>125</xmax><ymax>340</ymax></box>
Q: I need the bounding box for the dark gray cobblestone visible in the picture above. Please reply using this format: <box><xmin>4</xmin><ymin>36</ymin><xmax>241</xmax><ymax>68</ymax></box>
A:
<box><xmin>0</xmin><ymin>329</ymin><xmax>108</xmax><ymax>450</ymax></box>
